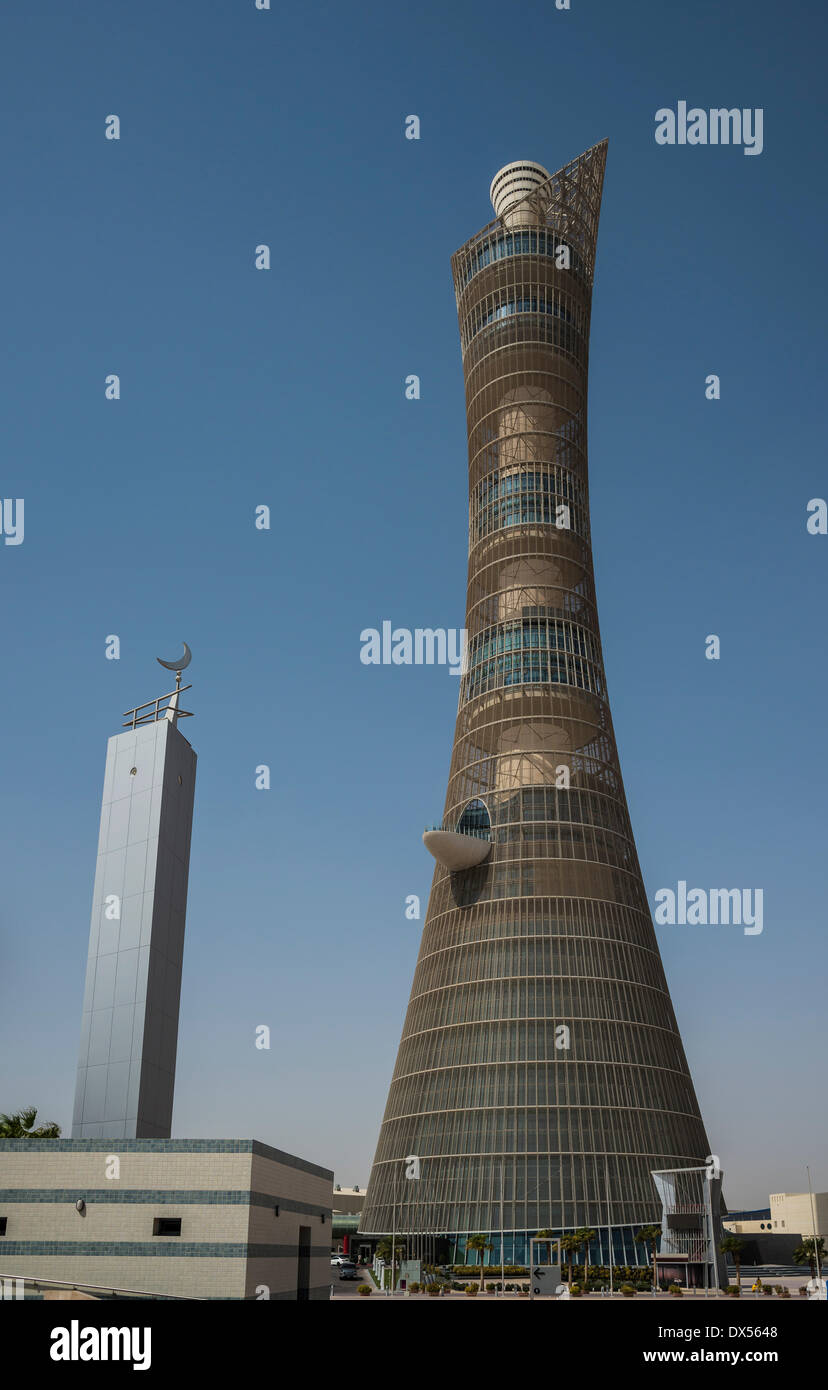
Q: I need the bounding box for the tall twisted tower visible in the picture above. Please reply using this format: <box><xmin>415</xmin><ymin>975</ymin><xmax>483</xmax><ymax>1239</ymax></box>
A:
<box><xmin>360</xmin><ymin>142</ymin><xmax>713</xmax><ymax>1266</ymax></box>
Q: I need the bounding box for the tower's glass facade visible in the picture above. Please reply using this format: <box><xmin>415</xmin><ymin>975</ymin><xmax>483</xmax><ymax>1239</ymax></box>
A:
<box><xmin>360</xmin><ymin>142</ymin><xmax>713</xmax><ymax>1265</ymax></box>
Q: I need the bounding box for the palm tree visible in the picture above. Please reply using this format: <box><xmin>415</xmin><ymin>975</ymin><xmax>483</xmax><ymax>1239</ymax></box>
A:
<box><xmin>719</xmin><ymin>1235</ymin><xmax>745</xmax><ymax>1294</ymax></box>
<box><xmin>0</xmin><ymin>1106</ymin><xmax>61</xmax><ymax>1138</ymax></box>
<box><xmin>793</xmin><ymin>1237</ymin><xmax>825</xmax><ymax>1280</ymax></box>
<box><xmin>560</xmin><ymin>1232</ymin><xmax>582</xmax><ymax>1280</ymax></box>
<box><xmin>535</xmin><ymin>1229</ymin><xmax>557</xmax><ymax>1262</ymax></box>
<box><xmin>576</xmin><ymin>1227</ymin><xmax>597</xmax><ymax>1285</ymax></box>
<box><xmin>534</xmin><ymin>1229</ymin><xmax>560</xmax><ymax>1278</ymax></box>
<box><xmin>466</xmin><ymin>1234</ymin><xmax>493</xmax><ymax>1290</ymax></box>
<box><xmin>376</xmin><ymin>1237</ymin><xmax>406</xmax><ymax>1288</ymax></box>
<box><xmin>635</xmin><ymin>1225</ymin><xmax>662</xmax><ymax>1289</ymax></box>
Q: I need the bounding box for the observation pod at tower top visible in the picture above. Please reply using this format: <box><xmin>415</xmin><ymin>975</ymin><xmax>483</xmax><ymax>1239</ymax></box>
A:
<box><xmin>489</xmin><ymin>160</ymin><xmax>552</xmax><ymax>226</ymax></box>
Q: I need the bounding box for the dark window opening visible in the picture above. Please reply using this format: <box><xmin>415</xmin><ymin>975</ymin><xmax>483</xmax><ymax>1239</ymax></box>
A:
<box><xmin>152</xmin><ymin>1217</ymin><xmax>181</xmax><ymax>1236</ymax></box>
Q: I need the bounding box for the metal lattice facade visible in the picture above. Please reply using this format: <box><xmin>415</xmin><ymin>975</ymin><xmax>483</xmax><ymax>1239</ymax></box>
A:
<box><xmin>360</xmin><ymin>142</ymin><xmax>713</xmax><ymax>1251</ymax></box>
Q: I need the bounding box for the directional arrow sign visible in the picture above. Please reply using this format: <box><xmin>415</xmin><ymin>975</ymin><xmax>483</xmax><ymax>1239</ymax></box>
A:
<box><xmin>530</xmin><ymin>1265</ymin><xmax>562</xmax><ymax>1297</ymax></box>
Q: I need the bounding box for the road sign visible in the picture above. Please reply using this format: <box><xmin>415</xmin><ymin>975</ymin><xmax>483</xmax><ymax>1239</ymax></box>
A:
<box><xmin>531</xmin><ymin>1264</ymin><xmax>562</xmax><ymax>1296</ymax></box>
<box><xmin>529</xmin><ymin>1237</ymin><xmax>563</xmax><ymax>1299</ymax></box>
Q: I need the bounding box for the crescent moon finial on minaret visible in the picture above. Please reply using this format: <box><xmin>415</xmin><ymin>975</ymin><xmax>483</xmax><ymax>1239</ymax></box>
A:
<box><xmin>155</xmin><ymin>643</ymin><xmax>192</xmax><ymax>721</ymax></box>
<box><xmin>156</xmin><ymin>643</ymin><xmax>192</xmax><ymax>672</ymax></box>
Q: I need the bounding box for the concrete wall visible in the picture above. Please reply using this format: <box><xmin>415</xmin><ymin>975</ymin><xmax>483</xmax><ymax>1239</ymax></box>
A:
<box><xmin>0</xmin><ymin>1140</ymin><xmax>332</xmax><ymax>1300</ymax></box>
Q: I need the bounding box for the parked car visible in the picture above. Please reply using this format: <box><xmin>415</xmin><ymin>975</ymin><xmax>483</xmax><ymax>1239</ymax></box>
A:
<box><xmin>338</xmin><ymin>1265</ymin><xmax>359</xmax><ymax>1280</ymax></box>
<box><xmin>331</xmin><ymin>1253</ymin><xmax>355</xmax><ymax>1267</ymax></box>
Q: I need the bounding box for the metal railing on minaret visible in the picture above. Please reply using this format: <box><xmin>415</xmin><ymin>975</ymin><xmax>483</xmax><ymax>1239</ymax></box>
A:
<box><xmin>122</xmin><ymin>643</ymin><xmax>194</xmax><ymax>728</ymax></box>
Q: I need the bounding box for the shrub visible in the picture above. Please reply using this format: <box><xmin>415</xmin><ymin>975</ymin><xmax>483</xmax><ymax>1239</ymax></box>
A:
<box><xmin>668</xmin><ymin>1284</ymin><xmax>683</xmax><ymax>1297</ymax></box>
<box><xmin>763</xmin><ymin>1286</ymin><xmax>773</xmax><ymax>1295</ymax></box>
<box><xmin>570</xmin><ymin>1284</ymin><xmax>582</xmax><ymax>1298</ymax></box>
<box><xmin>426</xmin><ymin>1284</ymin><xmax>441</xmax><ymax>1297</ymax></box>
<box><xmin>465</xmin><ymin>1284</ymin><xmax>478</xmax><ymax>1297</ymax></box>
<box><xmin>357</xmin><ymin>1284</ymin><xmax>372</xmax><ymax>1297</ymax></box>
<box><xmin>620</xmin><ymin>1284</ymin><xmax>636</xmax><ymax>1298</ymax></box>
<box><xmin>780</xmin><ymin>1288</ymin><xmax>790</xmax><ymax>1299</ymax></box>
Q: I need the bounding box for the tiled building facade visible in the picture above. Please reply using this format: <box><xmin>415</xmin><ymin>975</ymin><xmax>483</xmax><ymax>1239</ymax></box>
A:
<box><xmin>0</xmin><ymin>1139</ymin><xmax>332</xmax><ymax>1300</ymax></box>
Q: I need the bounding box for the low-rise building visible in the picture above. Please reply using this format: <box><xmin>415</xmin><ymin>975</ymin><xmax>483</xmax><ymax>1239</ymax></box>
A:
<box><xmin>768</xmin><ymin>1191</ymin><xmax>827</xmax><ymax>1241</ymax></box>
<box><xmin>723</xmin><ymin>1208</ymin><xmax>773</xmax><ymax>1235</ymax></box>
<box><xmin>0</xmin><ymin>1138</ymin><xmax>332</xmax><ymax>1300</ymax></box>
<box><xmin>723</xmin><ymin>1192</ymin><xmax>826</xmax><ymax>1241</ymax></box>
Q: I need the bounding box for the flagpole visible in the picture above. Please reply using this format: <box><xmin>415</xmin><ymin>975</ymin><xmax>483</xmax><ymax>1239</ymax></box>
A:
<box><xmin>390</xmin><ymin>1172</ymin><xmax>396</xmax><ymax>1297</ymax></box>
<box><xmin>807</xmin><ymin>1165</ymin><xmax>823</xmax><ymax>1284</ymax></box>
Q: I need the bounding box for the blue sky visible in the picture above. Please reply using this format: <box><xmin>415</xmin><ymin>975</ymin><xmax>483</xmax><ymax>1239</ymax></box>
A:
<box><xmin>1</xmin><ymin>0</ymin><xmax>825</xmax><ymax>1208</ymax></box>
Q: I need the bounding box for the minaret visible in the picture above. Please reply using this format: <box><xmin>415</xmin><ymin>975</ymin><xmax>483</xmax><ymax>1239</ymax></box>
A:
<box><xmin>360</xmin><ymin>143</ymin><xmax>714</xmax><ymax>1265</ymax></box>
<box><xmin>72</xmin><ymin>649</ymin><xmax>196</xmax><ymax>1139</ymax></box>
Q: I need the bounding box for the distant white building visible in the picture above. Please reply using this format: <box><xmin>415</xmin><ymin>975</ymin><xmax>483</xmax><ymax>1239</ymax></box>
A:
<box><xmin>768</xmin><ymin>1191</ymin><xmax>827</xmax><ymax>1240</ymax></box>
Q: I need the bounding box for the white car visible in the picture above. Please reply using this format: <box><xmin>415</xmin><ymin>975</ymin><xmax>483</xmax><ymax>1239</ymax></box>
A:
<box><xmin>331</xmin><ymin>1254</ymin><xmax>355</xmax><ymax>1267</ymax></box>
